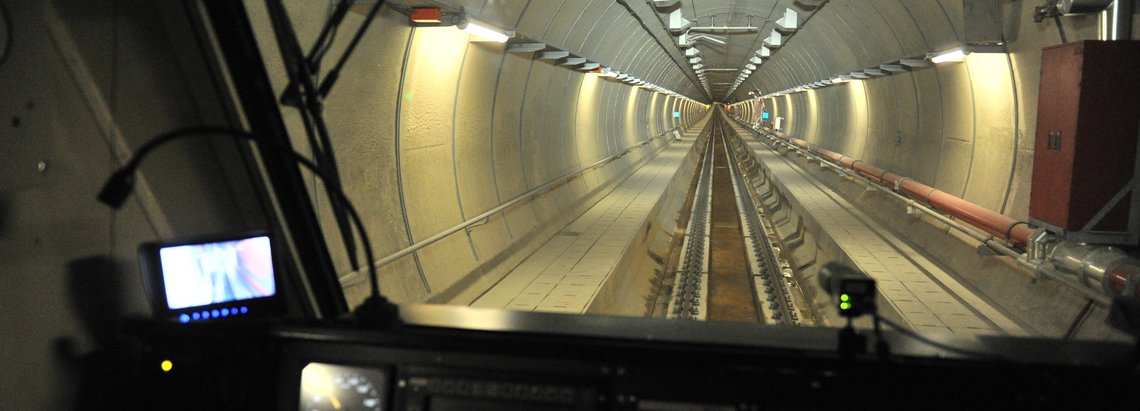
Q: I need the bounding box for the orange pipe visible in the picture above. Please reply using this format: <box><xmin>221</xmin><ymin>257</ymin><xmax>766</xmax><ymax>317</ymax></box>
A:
<box><xmin>761</xmin><ymin>128</ymin><xmax>1031</xmax><ymax>248</ymax></box>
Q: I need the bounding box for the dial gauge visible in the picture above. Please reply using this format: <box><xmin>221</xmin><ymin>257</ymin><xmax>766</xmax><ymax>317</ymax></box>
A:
<box><xmin>300</xmin><ymin>363</ymin><xmax>387</xmax><ymax>411</ymax></box>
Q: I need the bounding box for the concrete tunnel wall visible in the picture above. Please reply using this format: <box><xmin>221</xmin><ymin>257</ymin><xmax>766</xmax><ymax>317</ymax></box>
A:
<box><xmin>246</xmin><ymin>0</ymin><xmax>712</xmax><ymax>306</ymax></box>
<box><xmin>0</xmin><ymin>0</ymin><xmax>710</xmax><ymax>407</ymax></box>
<box><xmin>1</xmin><ymin>0</ymin><xmax>1134</xmax><ymax>408</ymax></box>
<box><xmin>727</xmin><ymin>0</ymin><xmax>1124</xmax><ymax>226</ymax></box>
<box><xmin>1</xmin><ymin>1</ymin><xmax>280</xmax><ymax>408</ymax></box>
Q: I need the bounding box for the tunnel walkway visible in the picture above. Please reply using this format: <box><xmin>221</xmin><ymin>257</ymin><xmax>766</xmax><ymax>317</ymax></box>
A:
<box><xmin>471</xmin><ymin>117</ymin><xmax>710</xmax><ymax>313</ymax></box>
<box><xmin>726</xmin><ymin>120</ymin><xmax>1027</xmax><ymax>337</ymax></box>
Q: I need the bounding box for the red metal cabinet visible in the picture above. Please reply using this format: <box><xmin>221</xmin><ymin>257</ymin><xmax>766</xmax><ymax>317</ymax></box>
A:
<box><xmin>1030</xmin><ymin>41</ymin><xmax>1140</xmax><ymax>234</ymax></box>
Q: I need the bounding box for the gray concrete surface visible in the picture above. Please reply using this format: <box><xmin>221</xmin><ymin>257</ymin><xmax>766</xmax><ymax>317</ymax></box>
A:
<box><xmin>472</xmin><ymin>114</ymin><xmax>709</xmax><ymax>314</ymax></box>
<box><xmin>3</xmin><ymin>1</ymin><xmax>1136</xmax><ymax>409</ymax></box>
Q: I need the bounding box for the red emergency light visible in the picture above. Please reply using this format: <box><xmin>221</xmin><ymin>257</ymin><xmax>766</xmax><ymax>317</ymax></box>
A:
<box><xmin>410</xmin><ymin>7</ymin><xmax>443</xmax><ymax>23</ymax></box>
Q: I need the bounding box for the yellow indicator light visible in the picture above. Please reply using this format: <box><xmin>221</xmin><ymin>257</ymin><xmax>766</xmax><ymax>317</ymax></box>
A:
<box><xmin>840</xmin><ymin>294</ymin><xmax>850</xmax><ymax>302</ymax></box>
<box><xmin>160</xmin><ymin>360</ymin><xmax>173</xmax><ymax>372</ymax></box>
<box><xmin>840</xmin><ymin>302</ymin><xmax>851</xmax><ymax>311</ymax></box>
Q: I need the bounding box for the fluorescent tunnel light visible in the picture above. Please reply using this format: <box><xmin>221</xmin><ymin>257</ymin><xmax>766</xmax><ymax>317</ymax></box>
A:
<box><xmin>931</xmin><ymin>48</ymin><xmax>967</xmax><ymax>64</ymax></box>
<box><xmin>462</xmin><ymin>21</ymin><xmax>510</xmax><ymax>43</ymax></box>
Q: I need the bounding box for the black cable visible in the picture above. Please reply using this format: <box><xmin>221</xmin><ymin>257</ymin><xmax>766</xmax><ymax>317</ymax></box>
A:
<box><xmin>279</xmin><ymin>0</ymin><xmax>349</xmax><ymax>103</ymax></box>
<box><xmin>317</xmin><ymin>0</ymin><xmax>385</xmax><ymax>98</ymax></box>
<box><xmin>296</xmin><ymin>151</ymin><xmax>379</xmax><ymax>301</ymax></box>
<box><xmin>105</xmin><ymin>126</ymin><xmax>380</xmax><ymax>301</ymax></box>
<box><xmin>312</xmin><ymin>0</ymin><xmax>349</xmax><ymax>67</ymax></box>
<box><xmin>877</xmin><ymin>311</ymin><xmax>1090</xmax><ymax>406</ymax></box>
<box><xmin>875</xmin><ymin>314</ymin><xmax>1004</xmax><ymax>360</ymax></box>
<box><xmin>264</xmin><ymin>0</ymin><xmax>359</xmax><ymax>272</ymax></box>
<box><xmin>1053</xmin><ymin>15</ymin><xmax>1069</xmax><ymax>43</ymax></box>
<box><xmin>0</xmin><ymin>0</ymin><xmax>11</xmax><ymax>68</ymax></box>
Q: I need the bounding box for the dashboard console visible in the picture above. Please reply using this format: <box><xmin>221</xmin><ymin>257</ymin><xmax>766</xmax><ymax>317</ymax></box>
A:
<box><xmin>120</xmin><ymin>304</ymin><xmax>1136</xmax><ymax>410</ymax></box>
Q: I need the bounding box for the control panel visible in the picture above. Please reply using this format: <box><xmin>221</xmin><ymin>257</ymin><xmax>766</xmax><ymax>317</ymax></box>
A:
<box><xmin>124</xmin><ymin>309</ymin><xmax>1135</xmax><ymax>410</ymax></box>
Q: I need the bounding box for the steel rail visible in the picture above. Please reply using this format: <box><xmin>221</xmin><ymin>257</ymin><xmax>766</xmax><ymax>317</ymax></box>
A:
<box><xmin>722</xmin><ymin>124</ymin><xmax>799</xmax><ymax>324</ymax></box>
<box><xmin>668</xmin><ymin>126</ymin><xmax>715</xmax><ymax>319</ymax></box>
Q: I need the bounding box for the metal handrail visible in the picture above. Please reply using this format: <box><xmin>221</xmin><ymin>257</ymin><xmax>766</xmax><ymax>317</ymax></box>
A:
<box><xmin>724</xmin><ymin>116</ymin><xmax>1114</xmax><ymax>305</ymax></box>
<box><xmin>345</xmin><ymin>120</ymin><xmax>702</xmax><ymax>281</ymax></box>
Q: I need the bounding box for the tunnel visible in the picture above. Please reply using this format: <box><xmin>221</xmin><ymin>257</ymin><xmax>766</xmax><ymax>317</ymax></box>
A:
<box><xmin>2</xmin><ymin>0</ymin><xmax>1140</xmax><ymax>408</ymax></box>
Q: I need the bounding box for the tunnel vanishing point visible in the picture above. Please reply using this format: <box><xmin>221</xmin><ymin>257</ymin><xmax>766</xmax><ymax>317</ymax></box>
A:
<box><xmin>3</xmin><ymin>1</ymin><xmax>1140</xmax><ymax>408</ymax></box>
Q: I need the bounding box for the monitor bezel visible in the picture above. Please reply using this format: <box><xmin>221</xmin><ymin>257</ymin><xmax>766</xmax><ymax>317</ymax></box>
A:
<box><xmin>139</xmin><ymin>230</ymin><xmax>286</xmax><ymax>322</ymax></box>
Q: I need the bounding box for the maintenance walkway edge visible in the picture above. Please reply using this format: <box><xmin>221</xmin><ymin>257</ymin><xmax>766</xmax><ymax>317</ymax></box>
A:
<box><xmin>727</xmin><ymin>121</ymin><xmax>1026</xmax><ymax>337</ymax></box>
<box><xmin>472</xmin><ymin>116</ymin><xmax>711</xmax><ymax>313</ymax></box>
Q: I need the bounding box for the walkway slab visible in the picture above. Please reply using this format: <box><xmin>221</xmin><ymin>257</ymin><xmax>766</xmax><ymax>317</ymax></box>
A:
<box><xmin>737</xmin><ymin>129</ymin><xmax>1025</xmax><ymax>337</ymax></box>
<box><xmin>472</xmin><ymin>120</ymin><xmax>709</xmax><ymax>313</ymax></box>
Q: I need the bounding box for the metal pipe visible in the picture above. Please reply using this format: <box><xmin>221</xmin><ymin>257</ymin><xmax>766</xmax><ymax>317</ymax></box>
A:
<box><xmin>726</xmin><ymin>114</ymin><xmax>1140</xmax><ymax>302</ymax></box>
<box><xmin>759</xmin><ymin>127</ymin><xmax>1032</xmax><ymax>248</ymax></box>
<box><xmin>688</xmin><ymin>26</ymin><xmax>760</xmax><ymax>33</ymax></box>
<box><xmin>1050</xmin><ymin>242</ymin><xmax>1140</xmax><ymax>297</ymax></box>
<box><xmin>725</xmin><ymin>118</ymin><xmax>1026</xmax><ymax>259</ymax></box>
<box><xmin>781</xmin><ymin>138</ymin><xmax>1024</xmax><ymax>260</ymax></box>
<box><xmin>688</xmin><ymin>34</ymin><xmax>727</xmax><ymax>45</ymax></box>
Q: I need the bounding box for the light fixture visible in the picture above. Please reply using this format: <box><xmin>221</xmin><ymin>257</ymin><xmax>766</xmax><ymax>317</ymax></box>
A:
<box><xmin>506</xmin><ymin>42</ymin><xmax>546</xmax><ymax>53</ymax></box>
<box><xmin>559</xmin><ymin>57</ymin><xmax>587</xmax><ymax>66</ymax></box>
<box><xmin>775</xmin><ymin>8</ymin><xmax>799</xmax><ymax>32</ymax></box>
<box><xmin>880</xmin><ymin>64</ymin><xmax>906</xmax><ymax>73</ymax></box>
<box><xmin>538</xmin><ymin>50</ymin><xmax>570</xmax><ymax>60</ymax></box>
<box><xmin>460</xmin><ymin>20</ymin><xmax>511</xmax><ymax>43</ymax></box>
<box><xmin>410</xmin><ymin>7</ymin><xmax>443</xmax><ymax>23</ymax></box>
<box><xmin>764</xmin><ymin>31</ymin><xmax>782</xmax><ymax>48</ymax></box>
<box><xmin>930</xmin><ymin>48</ymin><xmax>967</xmax><ymax>63</ymax></box>
<box><xmin>899</xmin><ymin>58</ymin><xmax>931</xmax><ymax>69</ymax></box>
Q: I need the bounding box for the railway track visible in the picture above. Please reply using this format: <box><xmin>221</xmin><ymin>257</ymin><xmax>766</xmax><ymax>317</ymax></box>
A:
<box><xmin>665</xmin><ymin>112</ymin><xmax>806</xmax><ymax>324</ymax></box>
<box><xmin>666</xmin><ymin>126</ymin><xmax>714</xmax><ymax>320</ymax></box>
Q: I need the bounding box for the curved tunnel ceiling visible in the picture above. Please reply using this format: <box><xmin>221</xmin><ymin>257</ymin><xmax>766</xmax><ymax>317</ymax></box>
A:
<box><xmin>244</xmin><ymin>0</ymin><xmax>1114</xmax><ymax>307</ymax></box>
<box><xmin>649</xmin><ymin>0</ymin><xmax>811</xmax><ymax>101</ymax></box>
<box><xmin>738</xmin><ymin>0</ymin><xmax>954</xmax><ymax>102</ymax></box>
<box><xmin>392</xmin><ymin>0</ymin><xmax>1031</xmax><ymax>104</ymax></box>
<box><xmin>425</xmin><ymin>0</ymin><xmax>712</xmax><ymax>101</ymax></box>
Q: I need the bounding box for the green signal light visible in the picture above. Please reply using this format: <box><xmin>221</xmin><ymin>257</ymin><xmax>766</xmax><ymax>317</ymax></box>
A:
<box><xmin>840</xmin><ymin>294</ymin><xmax>850</xmax><ymax>302</ymax></box>
<box><xmin>840</xmin><ymin>302</ymin><xmax>851</xmax><ymax>310</ymax></box>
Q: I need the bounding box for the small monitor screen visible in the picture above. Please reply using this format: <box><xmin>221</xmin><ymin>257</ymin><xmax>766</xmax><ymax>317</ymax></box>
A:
<box><xmin>158</xmin><ymin>235</ymin><xmax>275</xmax><ymax>309</ymax></box>
<box><xmin>762</xmin><ymin>111</ymin><xmax>770</xmax><ymax>120</ymax></box>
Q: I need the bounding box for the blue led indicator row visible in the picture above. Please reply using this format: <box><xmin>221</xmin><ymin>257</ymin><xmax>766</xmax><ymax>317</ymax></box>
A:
<box><xmin>177</xmin><ymin>306</ymin><xmax>250</xmax><ymax>323</ymax></box>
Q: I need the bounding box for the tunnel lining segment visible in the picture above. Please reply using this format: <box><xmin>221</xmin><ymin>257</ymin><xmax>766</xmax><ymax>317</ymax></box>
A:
<box><xmin>472</xmin><ymin>116</ymin><xmax>710</xmax><ymax>313</ymax></box>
